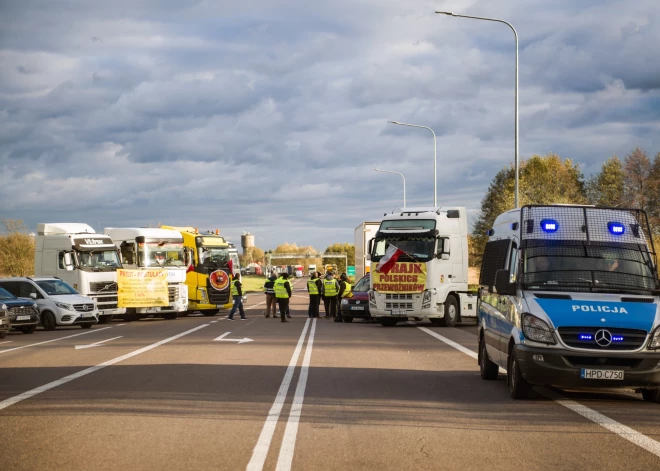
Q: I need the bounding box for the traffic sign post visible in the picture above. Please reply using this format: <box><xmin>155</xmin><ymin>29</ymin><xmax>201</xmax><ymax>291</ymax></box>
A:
<box><xmin>347</xmin><ymin>266</ymin><xmax>355</xmax><ymax>276</ymax></box>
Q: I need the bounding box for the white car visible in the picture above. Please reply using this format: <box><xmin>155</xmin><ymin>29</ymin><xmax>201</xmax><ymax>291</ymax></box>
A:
<box><xmin>0</xmin><ymin>277</ymin><xmax>99</xmax><ymax>330</ymax></box>
<box><xmin>295</xmin><ymin>270</ymin><xmax>303</xmax><ymax>278</ymax></box>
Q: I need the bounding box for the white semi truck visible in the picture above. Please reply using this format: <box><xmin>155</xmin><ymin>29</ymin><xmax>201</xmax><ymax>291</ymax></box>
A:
<box><xmin>368</xmin><ymin>207</ymin><xmax>477</xmax><ymax>327</ymax></box>
<box><xmin>34</xmin><ymin>223</ymin><xmax>125</xmax><ymax>323</ymax></box>
<box><xmin>103</xmin><ymin>227</ymin><xmax>189</xmax><ymax>321</ymax></box>
<box><xmin>354</xmin><ymin>221</ymin><xmax>380</xmax><ymax>279</ymax></box>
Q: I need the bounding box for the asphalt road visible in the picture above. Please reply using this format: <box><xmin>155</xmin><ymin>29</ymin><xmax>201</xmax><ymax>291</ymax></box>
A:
<box><xmin>2</xmin><ymin>278</ymin><xmax>660</xmax><ymax>470</ymax></box>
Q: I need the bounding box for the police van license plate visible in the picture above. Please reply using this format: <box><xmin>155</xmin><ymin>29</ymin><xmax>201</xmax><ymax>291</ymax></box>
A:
<box><xmin>16</xmin><ymin>315</ymin><xmax>31</xmax><ymax>321</ymax></box>
<box><xmin>580</xmin><ymin>369</ymin><xmax>624</xmax><ymax>380</ymax></box>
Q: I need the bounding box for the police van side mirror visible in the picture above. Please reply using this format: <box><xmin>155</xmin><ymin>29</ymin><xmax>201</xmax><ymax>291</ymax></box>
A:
<box><xmin>494</xmin><ymin>269</ymin><xmax>516</xmax><ymax>295</ymax></box>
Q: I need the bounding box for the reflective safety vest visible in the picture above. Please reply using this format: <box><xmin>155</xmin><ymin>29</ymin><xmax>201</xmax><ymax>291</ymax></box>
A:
<box><xmin>341</xmin><ymin>282</ymin><xmax>352</xmax><ymax>298</ymax></box>
<box><xmin>323</xmin><ymin>279</ymin><xmax>338</xmax><ymax>297</ymax></box>
<box><xmin>307</xmin><ymin>279</ymin><xmax>319</xmax><ymax>295</ymax></box>
<box><xmin>274</xmin><ymin>278</ymin><xmax>290</xmax><ymax>298</ymax></box>
<box><xmin>231</xmin><ymin>279</ymin><xmax>240</xmax><ymax>296</ymax></box>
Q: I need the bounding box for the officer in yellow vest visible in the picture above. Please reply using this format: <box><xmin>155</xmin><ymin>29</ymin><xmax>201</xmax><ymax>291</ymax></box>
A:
<box><xmin>274</xmin><ymin>272</ymin><xmax>293</xmax><ymax>322</ymax></box>
<box><xmin>322</xmin><ymin>271</ymin><xmax>339</xmax><ymax>319</ymax></box>
<box><xmin>307</xmin><ymin>271</ymin><xmax>323</xmax><ymax>318</ymax></box>
<box><xmin>337</xmin><ymin>273</ymin><xmax>352</xmax><ymax>323</ymax></box>
<box><xmin>227</xmin><ymin>273</ymin><xmax>247</xmax><ymax>321</ymax></box>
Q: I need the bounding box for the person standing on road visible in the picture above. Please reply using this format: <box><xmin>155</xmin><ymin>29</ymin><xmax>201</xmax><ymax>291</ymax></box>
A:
<box><xmin>322</xmin><ymin>271</ymin><xmax>339</xmax><ymax>319</ymax></box>
<box><xmin>307</xmin><ymin>272</ymin><xmax>323</xmax><ymax>318</ymax></box>
<box><xmin>274</xmin><ymin>272</ymin><xmax>293</xmax><ymax>322</ymax></box>
<box><xmin>227</xmin><ymin>273</ymin><xmax>247</xmax><ymax>321</ymax></box>
<box><xmin>336</xmin><ymin>273</ymin><xmax>352</xmax><ymax>323</ymax></box>
<box><xmin>263</xmin><ymin>271</ymin><xmax>278</xmax><ymax>318</ymax></box>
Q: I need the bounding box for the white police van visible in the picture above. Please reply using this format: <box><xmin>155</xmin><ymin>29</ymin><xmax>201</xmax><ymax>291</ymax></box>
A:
<box><xmin>477</xmin><ymin>205</ymin><xmax>660</xmax><ymax>401</ymax></box>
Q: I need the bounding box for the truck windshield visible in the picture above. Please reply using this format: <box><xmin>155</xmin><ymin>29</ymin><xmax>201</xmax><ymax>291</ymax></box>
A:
<box><xmin>75</xmin><ymin>250</ymin><xmax>122</xmax><ymax>271</ymax></box>
<box><xmin>523</xmin><ymin>242</ymin><xmax>659</xmax><ymax>294</ymax></box>
<box><xmin>371</xmin><ymin>237</ymin><xmax>436</xmax><ymax>262</ymax></box>
<box><xmin>36</xmin><ymin>279</ymin><xmax>79</xmax><ymax>295</ymax></box>
<box><xmin>138</xmin><ymin>242</ymin><xmax>185</xmax><ymax>268</ymax></box>
<box><xmin>199</xmin><ymin>247</ymin><xmax>230</xmax><ymax>268</ymax></box>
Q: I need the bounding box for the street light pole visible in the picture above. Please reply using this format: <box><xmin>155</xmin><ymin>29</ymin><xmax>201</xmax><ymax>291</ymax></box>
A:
<box><xmin>387</xmin><ymin>121</ymin><xmax>437</xmax><ymax>207</ymax></box>
<box><xmin>374</xmin><ymin>168</ymin><xmax>406</xmax><ymax>208</ymax></box>
<box><xmin>436</xmin><ymin>11</ymin><xmax>519</xmax><ymax>208</ymax></box>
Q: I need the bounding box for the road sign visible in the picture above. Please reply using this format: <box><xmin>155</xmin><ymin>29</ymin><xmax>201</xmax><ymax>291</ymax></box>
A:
<box><xmin>347</xmin><ymin>266</ymin><xmax>355</xmax><ymax>276</ymax></box>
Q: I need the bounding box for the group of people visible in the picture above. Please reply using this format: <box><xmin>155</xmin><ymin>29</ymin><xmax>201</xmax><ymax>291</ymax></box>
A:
<box><xmin>227</xmin><ymin>269</ymin><xmax>353</xmax><ymax>323</ymax></box>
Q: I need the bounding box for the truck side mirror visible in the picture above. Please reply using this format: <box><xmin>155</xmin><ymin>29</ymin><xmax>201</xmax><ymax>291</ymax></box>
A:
<box><xmin>494</xmin><ymin>269</ymin><xmax>516</xmax><ymax>296</ymax></box>
<box><xmin>63</xmin><ymin>252</ymin><xmax>74</xmax><ymax>271</ymax></box>
<box><xmin>440</xmin><ymin>253</ymin><xmax>450</xmax><ymax>260</ymax></box>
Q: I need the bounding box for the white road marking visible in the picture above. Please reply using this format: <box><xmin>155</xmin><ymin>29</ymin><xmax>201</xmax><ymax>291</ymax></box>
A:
<box><xmin>0</xmin><ymin>341</ymin><xmax>13</xmax><ymax>345</ymax></box>
<box><xmin>276</xmin><ymin>318</ymin><xmax>317</xmax><ymax>471</ymax></box>
<box><xmin>0</xmin><ymin>327</ymin><xmax>113</xmax><ymax>355</ymax></box>
<box><xmin>0</xmin><ymin>324</ymin><xmax>209</xmax><ymax>411</ymax></box>
<box><xmin>246</xmin><ymin>318</ymin><xmax>311</xmax><ymax>471</ymax></box>
<box><xmin>213</xmin><ymin>332</ymin><xmax>253</xmax><ymax>344</ymax></box>
<box><xmin>115</xmin><ymin>324</ymin><xmax>126</xmax><ymax>326</ymax></box>
<box><xmin>210</xmin><ymin>320</ymin><xmax>218</xmax><ymax>323</ymax></box>
<box><xmin>417</xmin><ymin>326</ymin><xmax>660</xmax><ymax>459</ymax></box>
<box><xmin>75</xmin><ymin>336</ymin><xmax>123</xmax><ymax>350</ymax></box>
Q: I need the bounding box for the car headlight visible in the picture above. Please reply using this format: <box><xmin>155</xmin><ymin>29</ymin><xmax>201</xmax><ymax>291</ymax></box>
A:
<box><xmin>648</xmin><ymin>327</ymin><xmax>660</xmax><ymax>350</ymax></box>
<box><xmin>55</xmin><ymin>302</ymin><xmax>74</xmax><ymax>311</ymax></box>
<box><xmin>522</xmin><ymin>313</ymin><xmax>556</xmax><ymax>344</ymax></box>
<box><xmin>341</xmin><ymin>299</ymin><xmax>348</xmax><ymax>305</ymax></box>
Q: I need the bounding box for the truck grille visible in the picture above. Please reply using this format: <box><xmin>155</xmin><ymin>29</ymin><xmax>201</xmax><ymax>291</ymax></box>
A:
<box><xmin>558</xmin><ymin>327</ymin><xmax>647</xmax><ymax>351</ymax></box>
<box><xmin>168</xmin><ymin>284</ymin><xmax>178</xmax><ymax>303</ymax></box>
<box><xmin>386</xmin><ymin>294</ymin><xmax>413</xmax><ymax>300</ymax></box>
<box><xmin>89</xmin><ymin>282</ymin><xmax>118</xmax><ymax>292</ymax></box>
<box><xmin>207</xmin><ymin>282</ymin><xmax>229</xmax><ymax>304</ymax></box>
<box><xmin>385</xmin><ymin>302</ymin><xmax>413</xmax><ymax>310</ymax></box>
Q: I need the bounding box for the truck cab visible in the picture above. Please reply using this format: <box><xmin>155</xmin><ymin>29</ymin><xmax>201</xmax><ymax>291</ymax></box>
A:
<box><xmin>477</xmin><ymin>205</ymin><xmax>660</xmax><ymax>402</ymax></box>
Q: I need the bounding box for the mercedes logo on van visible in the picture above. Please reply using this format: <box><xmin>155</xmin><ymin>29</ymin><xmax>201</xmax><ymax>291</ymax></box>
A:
<box><xmin>595</xmin><ymin>329</ymin><xmax>613</xmax><ymax>347</ymax></box>
<box><xmin>83</xmin><ymin>304</ymin><xmax>89</xmax><ymax>311</ymax></box>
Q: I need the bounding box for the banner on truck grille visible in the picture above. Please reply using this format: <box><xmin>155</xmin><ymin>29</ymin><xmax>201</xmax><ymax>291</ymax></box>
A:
<box><xmin>117</xmin><ymin>269</ymin><xmax>168</xmax><ymax>307</ymax></box>
<box><xmin>370</xmin><ymin>262</ymin><xmax>426</xmax><ymax>293</ymax></box>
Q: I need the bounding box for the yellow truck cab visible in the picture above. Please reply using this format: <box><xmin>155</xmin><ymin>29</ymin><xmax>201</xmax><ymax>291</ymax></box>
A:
<box><xmin>161</xmin><ymin>226</ymin><xmax>232</xmax><ymax>316</ymax></box>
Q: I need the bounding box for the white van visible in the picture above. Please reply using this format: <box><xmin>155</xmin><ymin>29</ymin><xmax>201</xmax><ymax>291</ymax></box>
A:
<box><xmin>477</xmin><ymin>205</ymin><xmax>660</xmax><ymax>402</ymax></box>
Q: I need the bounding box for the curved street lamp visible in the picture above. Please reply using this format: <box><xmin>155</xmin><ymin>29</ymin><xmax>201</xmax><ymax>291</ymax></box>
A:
<box><xmin>374</xmin><ymin>168</ymin><xmax>406</xmax><ymax>208</ymax></box>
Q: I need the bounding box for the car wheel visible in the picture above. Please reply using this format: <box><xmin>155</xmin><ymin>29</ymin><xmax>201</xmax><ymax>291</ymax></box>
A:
<box><xmin>641</xmin><ymin>389</ymin><xmax>660</xmax><ymax>403</ymax></box>
<box><xmin>201</xmin><ymin>309</ymin><xmax>219</xmax><ymax>317</ymax></box>
<box><xmin>343</xmin><ymin>316</ymin><xmax>353</xmax><ymax>323</ymax></box>
<box><xmin>479</xmin><ymin>335</ymin><xmax>499</xmax><ymax>380</ymax></box>
<box><xmin>379</xmin><ymin>318</ymin><xmax>398</xmax><ymax>327</ymax></box>
<box><xmin>508</xmin><ymin>349</ymin><xmax>534</xmax><ymax>399</ymax></box>
<box><xmin>20</xmin><ymin>325</ymin><xmax>37</xmax><ymax>334</ymax></box>
<box><xmin>97</xmin><ymin>315</ymin><xmax>113</xmax><ymax>324</ymax></box>
<box><xmin>162</xmin><ymin>313</ymin><xmax>177</xmax><ymax>320</ymax></box>
<box><xmin>440</xmin><ymin>296</ymin><xmax>459</xmax><ymax>327</ymax></box>
<box><xmin>80</xmin><ymin>323</ymin><xmax>93</xmax><ymax>329</ymax></box>
<box><xmin>42</xmin><ymin>311</ymin><xmax>57</xmax><ymax>331</ymax></box>
<box><xmin>0</xmin><ymin>331</ymin><xmax>6</xmax><ymax>339</ymax></box>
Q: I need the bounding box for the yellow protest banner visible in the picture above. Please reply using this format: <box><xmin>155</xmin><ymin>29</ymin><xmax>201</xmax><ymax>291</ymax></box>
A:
<box><xmin>370</xmin><ymin>262</ymin><xmax>426</xmax><ymax>293</ymax></box>
<box><xmin>117</xmin><ymin>269</ymin><xmax>169</xmax><ymax>308</ymax></box>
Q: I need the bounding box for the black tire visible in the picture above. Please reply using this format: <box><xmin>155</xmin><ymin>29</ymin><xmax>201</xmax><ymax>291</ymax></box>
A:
<box><xmin>178</xmin><ymin>311</ymin><xmax>190</xmax><ymax>317</ymax></box>
<box><xmin>162</xmin><ymin>312</ymin><xmax>177</xmax><ymax>320</ymax></box>
<box><xmin>0</xmin><ymin>331</ymin><xmax>6</xmax><ymax>339</ymax></box>
<box><xmin>20</xmin><ymin>325</ymin><xmax>37</xmax><ymax>334</ymax></box>
<box><xmin>430</xmin><ymin>318</ymin><xmax>444</xmax><ymax>326</ymax></box>
<box><xmin>201</xmin><ymin>309</ymin><xmax>219</xmax><ymax>317</ymax></box>
<box><xmin>97</xmin><ymin>315</ymin><xmax>113</xmax><ymax>324</ymax></box>
<box><xmin>440</xmin><ymin>296</ymin><xmax>459</xmax><ymax>327</ymax></box>
<box><xmin>80</xmin><ymin>323</ymin><xmax>93</xmax><ymax>329</ymax></box>
<box><xmin>641</xmin><ymin>389</ymin><xmax>660</xmax><ymax>403</ymax></box>
<box><xmin>42</xmin><ymin>311</ymin><xmax>57</xmax><ymax>331</ymax></box>
<box><xmin>343</xmin><ymin>316</ymin><xmax>353</xmax><ymax>323</ymax></box>
<box><xmin>479</xmin><ymin>335</ymin><xmax>499</xmax><ymax>380</ymax></box>
<box><xmin>508</xmin><ymin>349</ymin><xmax>534</xmax><ymax>399</ymax></box>
<box><xmin>379</xmin><ymin>318</ymin><xmax>398</xmax><ymax>327</ymax></box>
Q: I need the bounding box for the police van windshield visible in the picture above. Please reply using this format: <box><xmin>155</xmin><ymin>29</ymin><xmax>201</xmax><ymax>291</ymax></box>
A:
<box><xmin>75</xmin><ymin>250</ymin><xmax>122</xmax><ymax>271</ymax></box>
<box><xmin>371</xmin><ymin>237</ymin><xmax>436</xmax><ymax>262</ymax></box>
<box><xmin>523</xmin><ymin>242</ymin><xmax>659</xmax><ymax>294</ymax></box>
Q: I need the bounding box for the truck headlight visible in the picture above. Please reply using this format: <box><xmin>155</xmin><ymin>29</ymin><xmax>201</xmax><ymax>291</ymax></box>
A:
<box><xmin>422</xmin><ymin>290</ymin><xmax>432</xmax><ymax>308</ymax></box>
<box><xmin>648</xmin><ymin>327</ymin><xmax>660</xmax><ymax>350</ymax></box>
<box><xmin>522</xmin><ymin>313</ymin><xmax>556</xmax><ymax>344</ymax></box>
<box><xmin>199</xmin><ymin>289</ymin><xmax>208</xmax><ymax>301</ymax></box>
<box><xmin>55</xmin><ymin>302</ymin><xmax>74</xmax><ymax>311</ymax></box>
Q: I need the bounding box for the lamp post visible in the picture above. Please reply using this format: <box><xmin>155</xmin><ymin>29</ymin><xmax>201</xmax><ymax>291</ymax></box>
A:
<box><xmin>436</xmin><ymin>11</ymin><xmax>520</xmax><ymax>208</ymax></box>
<box><xmin>387</xmin><ymin>121</ymin><xmax>437</xmax><ymax>207</ymax></box>
<box><xmin>374</xmin><ymin>168</ymin><xmax>406</xmax><ymax>208</ymax></box>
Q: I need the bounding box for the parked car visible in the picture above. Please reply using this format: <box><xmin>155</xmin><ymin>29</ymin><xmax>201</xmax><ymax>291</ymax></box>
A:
<box><xmin>0</xmin><ymin>286</ymin><xmax>40</xmax><ymax>334</ymax></box>
<box><xmin>340</xmin><ymin>273</ymin><xmax>371</xmax><ymax>323</ymax></box>
<box><xmin>0</xmin><ymin>277</ymin><xmax>99</xmax><ymax>330</ymax></box>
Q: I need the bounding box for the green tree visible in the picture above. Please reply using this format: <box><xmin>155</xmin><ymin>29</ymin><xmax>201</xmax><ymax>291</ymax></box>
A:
<box><xmin>472</xmin><ymin>154</ymin><xmax>586</xmax><ymax>266</ymax></box>
<box><xmin>0</xmin><ymin>220</ymin><xmax>35</xmax><ymax>276</ymax></box>
<box><xmin>586</xmin><ymin>156</ymin><xmax>625</xmax><ymax>207</ymax></box>
<box><xmin>323</xmin><ymin>242</ymin><xmax>355</xmax><ymax>274</ymax></box>
<box><xmin>646</xmin><ymin>152</ymin><xmax>660</xmax><ymax>231</ymax></box>
<box><xmin>623</xmin><ymin>147</ymin><xmax>651</xmax><ymax>210</ymax></box>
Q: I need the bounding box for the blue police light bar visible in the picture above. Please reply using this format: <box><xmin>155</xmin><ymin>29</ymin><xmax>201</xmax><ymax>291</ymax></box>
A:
<box><xmin>612</xmin><ymin>336</ymin><xmax>624</xmax><ymax>342</ymax></box>
<box><xmin>608</xmin><ymin>222</ymin><xmax>625</xmax><ymax>235</ymax></box>
<box><xmin>579</xmin><ymin>334</ymin><xmax>592</xmax><ymax>340</ymax></box>
<box><xmin>540</xmin><ymin>219</ymin><xmax>559</xmax><ymax>233</ymax></box>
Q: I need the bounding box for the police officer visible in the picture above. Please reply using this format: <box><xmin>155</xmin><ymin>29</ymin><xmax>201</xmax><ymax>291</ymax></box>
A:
<box><xmin>227</xmin><ymin>273</ymin><xmax>247</xmax><ymax>321</ymax></box>
<box><xmin>336</xmin><ymin>273</ymin><xmax>352</xmax><ymax>323</ymax></box>
<box><xmin>274</xmin><ymin>272</ymin><xmax>293</xmax><ymax>322</ymax></box>
<box><xmin>322</xmin><ymin>271</ymin><xmax>339</xmax><ymax>319</ymax></box>
<box><xmin>307</xmin><ymin>271</ymin><xmax>323</xmax><ymax>318</ymax></box>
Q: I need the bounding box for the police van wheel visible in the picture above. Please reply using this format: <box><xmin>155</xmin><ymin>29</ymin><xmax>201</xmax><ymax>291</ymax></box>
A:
<box><xmin>479</xmin><ymin>336</ymin><xmax>499</xmax><ymax>380</ymax></box>
<box><xmin>440</xmin><ymin>296</ymin><xmax>459</xmax><ymax>327</ymax></box>
<box><xmin>508</xmin><ymin>350</ymin><xmax>534</xmax><ymax>399</ymax></box>
<box><xmin>641</xmin><ymin>389</ymin><xmax>660</xmax><ymax>403</ymax></box>
<box><xmin>201</xmin><ymin>309</ymin><xmax>219</xmax><ymax>317</ymax></box>
<box><xmin>379</xmin><ymin>318</ymin><xmax>398</xmax><ymax>327</ymax></box>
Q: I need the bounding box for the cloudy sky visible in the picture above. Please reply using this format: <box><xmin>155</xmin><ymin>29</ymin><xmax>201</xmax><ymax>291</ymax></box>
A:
<box><xmin>1</xmin><ymin>0</ymin><xmax>659</xmax><ymax>251</ymax></box>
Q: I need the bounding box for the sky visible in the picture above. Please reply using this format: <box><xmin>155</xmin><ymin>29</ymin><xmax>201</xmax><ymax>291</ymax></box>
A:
<box><xmin>1</xmin><ymin>0</ymin><xmax>660</xmax><ymax>251</ymax></box>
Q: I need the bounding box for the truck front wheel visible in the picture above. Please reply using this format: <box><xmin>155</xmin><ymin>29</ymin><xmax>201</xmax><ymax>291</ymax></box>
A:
<box><xmin>440</xmin><ymin>296</ymin><xmax>459</xmax><ymax>327</ymax></box>
<box><xmin>201</xmin><ymin>309</ymin><xmax>219</xmax><ymax>317</ymax></box>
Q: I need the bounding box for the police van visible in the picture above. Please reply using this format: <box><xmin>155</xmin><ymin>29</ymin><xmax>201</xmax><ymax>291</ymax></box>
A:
<box><xmin>477</xmin><ymin>204</ymin><xmax>660</xmax><ymax>401</ymax></box>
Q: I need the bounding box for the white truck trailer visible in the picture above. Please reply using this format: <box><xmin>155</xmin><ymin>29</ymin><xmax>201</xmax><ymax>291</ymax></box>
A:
<box><xmin>103</xmin><ymin>227</ymin><xmax>189</xmax><ymax>321</ymax></box>
<box><xmin>34</xmin><ymin>223</ymin><xmax>125</xmax><ymax>323</ymax></box>
<box><xmin>368</xmin><ymin>207</ymin><xmax>477</xmax><ymax>327</ymax></box>
<box><xmin>354</xmin><ymin>221</ymin><xmax>380</xmax><ymax>279</ymax></box>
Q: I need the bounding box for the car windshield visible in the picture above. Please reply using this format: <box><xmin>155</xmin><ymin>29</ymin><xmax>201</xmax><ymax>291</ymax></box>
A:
<box><xmin>0</xmin><ymin>287</ymin><xmax>16</xmax><ymax>300</ymax></box>
<box><xmin>36</xmin><ymin>279</ymin><xmax>79</xmax><ymax>295</ymax></box>
<box><xmin>76</xmin><ymin>250</ymin><xmax>122</xmax><ymax>271</ymax></box>
<box><xmin>138</xmin><ymin>242</ymin><xmax>186</xmax><ymax>268</ymax></box>
<box><xmin>354</xmin><ymin>275</ymin><xmax>370</xmax><ymax>292</ymax></box>
<box><xmin>523</xmin><ymin>242</ymin><xmax>659</xmax><ymax>294</ymax></box>
<box><xmin>371</xmin><ymin>237</ymin><xmax>436</xmax><ymax>262</ymax></box>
